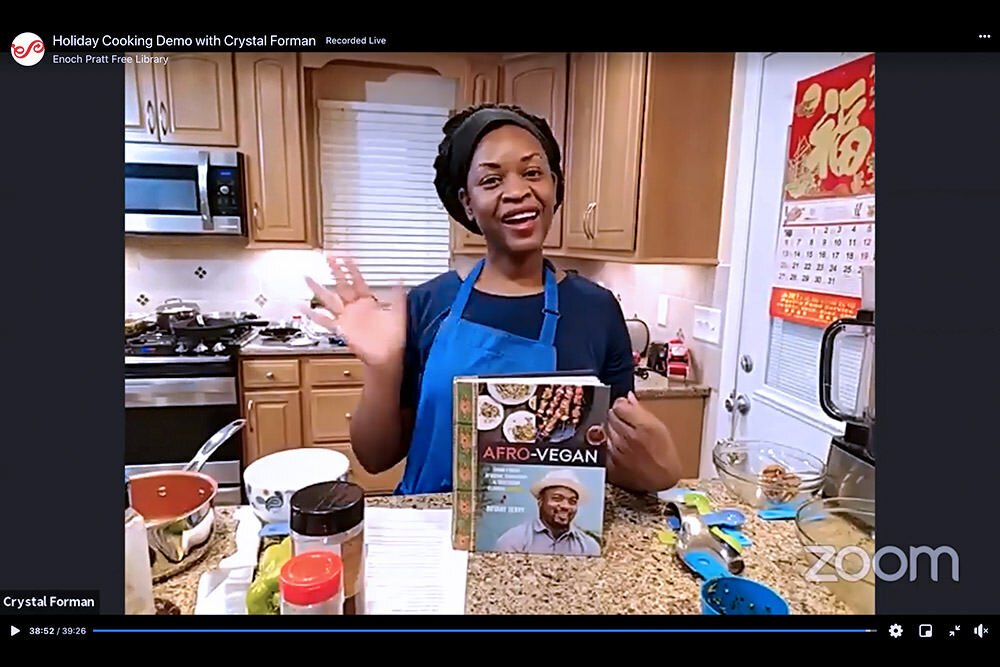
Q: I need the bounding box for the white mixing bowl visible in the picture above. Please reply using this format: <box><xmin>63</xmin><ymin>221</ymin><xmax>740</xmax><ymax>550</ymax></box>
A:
<box><xmin>243</xmin><ymin>448</ymin><xmax>350</xmax><ymax>524</ymax></box>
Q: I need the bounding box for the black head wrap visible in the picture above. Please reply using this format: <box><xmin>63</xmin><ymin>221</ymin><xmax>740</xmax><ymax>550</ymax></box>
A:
<box><xmin>434</xmin><ymin>104</ymin><xmax>564</xmax><ymax>235</ymax></box>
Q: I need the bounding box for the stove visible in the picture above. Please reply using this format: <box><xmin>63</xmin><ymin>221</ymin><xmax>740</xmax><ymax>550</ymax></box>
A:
<box><xmin>125</xmin><ymin>315</ymin><xmax>262</xmax><ymax>505</ymax></box>
<box><xmin>125</xmin><ymin>321</ymin><xmax>259</xmax><ymax>363</ymax></box>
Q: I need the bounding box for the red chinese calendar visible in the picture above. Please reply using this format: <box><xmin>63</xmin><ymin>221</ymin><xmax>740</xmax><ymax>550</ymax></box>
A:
<box><xmin>771</xmin><ymin>54</ymin><xmax>875</xmax><ymax>328</ymax></box>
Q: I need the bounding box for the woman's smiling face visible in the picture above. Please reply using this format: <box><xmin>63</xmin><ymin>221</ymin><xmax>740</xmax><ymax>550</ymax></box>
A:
<box><xmin>459</xmin><ymin>124</ymin><xmax>557</xmax><ymax>255</ymax></box>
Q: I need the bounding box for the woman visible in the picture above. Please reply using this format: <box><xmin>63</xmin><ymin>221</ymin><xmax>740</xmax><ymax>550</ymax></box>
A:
<box><xmin>304</xmin><ymin>103</ymin><xmax>682</xmax><ymax>495</ymax></box>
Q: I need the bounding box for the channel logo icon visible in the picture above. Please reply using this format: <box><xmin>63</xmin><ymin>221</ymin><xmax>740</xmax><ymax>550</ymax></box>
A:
<box><xmin>11</xmin><ymin>32</ymin><xmax>45</xmax><ymax>66</ymax></box>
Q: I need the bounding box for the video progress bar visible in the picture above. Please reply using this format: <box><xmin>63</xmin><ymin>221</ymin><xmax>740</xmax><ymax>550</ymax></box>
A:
<box><xmin>93</xmin><ymin>628</ymin><xmax>876</xmax><ymax>634</ymax></box>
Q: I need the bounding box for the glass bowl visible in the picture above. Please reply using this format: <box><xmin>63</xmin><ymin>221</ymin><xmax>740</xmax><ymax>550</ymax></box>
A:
<box><xmin>794</xmin><ymin>497</ymin><xmax>875</xmax><ymax>614</ymax></box>
<box><xmin>712</xmin><ymin>439</ymin><xmax>826</xmax><ymax>511</ymax></box>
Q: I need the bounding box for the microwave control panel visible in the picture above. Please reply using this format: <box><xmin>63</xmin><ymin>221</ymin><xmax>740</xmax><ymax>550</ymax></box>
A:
<box><xmin>208</xmin><ymin>167</ymin><xmax>242</xmax><ymax>216</ymax></box>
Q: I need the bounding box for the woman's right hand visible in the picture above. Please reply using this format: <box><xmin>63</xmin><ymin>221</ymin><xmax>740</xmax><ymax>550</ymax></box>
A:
<box><xmin>303</xmin><ymin>256</ymin><xmax>407</xmax><ymax>370</ymax></box>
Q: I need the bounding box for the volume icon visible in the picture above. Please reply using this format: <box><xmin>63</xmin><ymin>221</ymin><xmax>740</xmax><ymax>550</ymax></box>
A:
<box><xmin>974</xmin><ymin>624</ymin><xmax>988</xmax><ymax>638</ymax></box>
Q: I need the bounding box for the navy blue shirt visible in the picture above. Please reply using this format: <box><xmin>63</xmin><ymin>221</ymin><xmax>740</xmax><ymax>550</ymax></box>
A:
<box><xmin>401</xmin><ymin>268</ymin><xmax>635</xmax><ymax>410</ymax></box>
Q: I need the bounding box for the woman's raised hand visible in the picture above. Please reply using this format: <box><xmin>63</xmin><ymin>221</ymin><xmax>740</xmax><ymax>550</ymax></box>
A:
<box><xmin>303</xmin><ymin>256</ymin><xmax>407</xmax><ymax>369</ymax></box>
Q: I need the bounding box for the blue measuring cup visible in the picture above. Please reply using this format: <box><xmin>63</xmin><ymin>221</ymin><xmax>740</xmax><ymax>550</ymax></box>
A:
<box><xmin>681</xmin><ymin>550</ymin><xmax>789</xmax><ymax>615</ymax></box>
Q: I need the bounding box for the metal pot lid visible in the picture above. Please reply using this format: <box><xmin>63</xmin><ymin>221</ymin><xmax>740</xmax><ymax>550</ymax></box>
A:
<box><xmin>156</xmin><ymin>297</ymin><xmax>201</xmax><ymax>314</ymax></box>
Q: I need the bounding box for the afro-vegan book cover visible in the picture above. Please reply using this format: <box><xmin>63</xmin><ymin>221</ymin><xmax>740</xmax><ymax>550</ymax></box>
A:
<box><xmin>452</xmin><ymin>374</ymin><xmax>609</xmax><ymax>556</ymax></box>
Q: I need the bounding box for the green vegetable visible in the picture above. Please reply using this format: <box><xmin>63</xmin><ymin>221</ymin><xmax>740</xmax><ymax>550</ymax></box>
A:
<box><xmin>246</xmin><ymin>537</ymin><xmax>292</xmax><ymax>615</ymax></box>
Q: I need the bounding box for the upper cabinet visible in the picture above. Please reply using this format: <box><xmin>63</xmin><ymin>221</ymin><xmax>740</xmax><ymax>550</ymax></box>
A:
<box><xmin>124</xmin><ymin>56</ymin><xmax>158</xmax><ymax>142</ymax></box>
<box><xmin>563</xmin><ymin>53</ymin><xmax>646</xmax><ymax>253</ymax></box>
<box><xmin>235</xmin><ymin>53</ymin><xmax>309</xmax><ymax>245</ymax></box>
<box><xmin>501</xmin><ymin>53</ymin><xmax>568</xmax><ymax>249</ymax></box>
<box><xmin>453</xmin><ymin>52</ymin><xmax>733</xmax><ymax>264</ymax></box>
<box><xmin>453</xmin><ymin>53</ymin><xmax>570</xmax><ymax>254</ymax></box>
<box><xmin>559</xmin><ymin>52</ymin><xmax>735</xmax><ymax>264</ymax></box>
<box><xmin>124</xmin><ymin>53</ymin><xmax>237</xmax><ymax>146</ymax></box>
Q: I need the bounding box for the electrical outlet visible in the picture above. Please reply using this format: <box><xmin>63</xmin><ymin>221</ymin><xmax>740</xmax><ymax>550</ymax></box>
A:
<box><xmin>657</xmin><ymin>295</ymin><xmax>670</xmax><ymax>327</ymax></box>
<box><xmin>693</xmin><ymin>306</ymin><xmax>722</xmax><ymax>344</ymax></box>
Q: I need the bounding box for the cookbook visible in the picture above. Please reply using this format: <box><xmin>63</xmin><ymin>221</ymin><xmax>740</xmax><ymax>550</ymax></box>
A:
<box><xmin>452</xmin><ymin>374</ymin><xmax>609</xmax><ymax>556</ymax></box>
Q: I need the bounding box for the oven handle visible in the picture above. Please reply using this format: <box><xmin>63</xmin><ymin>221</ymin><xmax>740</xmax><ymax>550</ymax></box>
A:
<box><xmin>125</xmin><ymin>377</ymin><xmax>236</xmax><ymax>408</ymax></box>
<box><xmin>198</xmin><ymin>150</ymin><xmax>212</xmax><ymax>231</ymax></box>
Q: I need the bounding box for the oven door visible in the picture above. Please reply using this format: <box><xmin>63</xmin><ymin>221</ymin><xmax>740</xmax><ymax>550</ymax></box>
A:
<box><xmin>124</xmin><ymin>144</ymin><xmax>244</xmax><ymax>235</ymax></box>
<box><xmin>125</xmin><ymin>375</ymin><xmax>245</xmax><ymax>505</ymax></box>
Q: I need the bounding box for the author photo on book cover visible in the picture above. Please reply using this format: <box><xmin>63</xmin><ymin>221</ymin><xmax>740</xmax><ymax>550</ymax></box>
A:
<box><xmin>494</xmin><ymin>469</ymin><xmax>601</xmax><ymax>556</ymax></box>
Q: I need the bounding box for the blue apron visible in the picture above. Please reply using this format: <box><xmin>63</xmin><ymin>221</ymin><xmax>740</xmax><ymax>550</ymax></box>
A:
<box><xmin>396</xmin><ymin>259</ymin><xmax>559</xmax><ymax>495</ymax></box>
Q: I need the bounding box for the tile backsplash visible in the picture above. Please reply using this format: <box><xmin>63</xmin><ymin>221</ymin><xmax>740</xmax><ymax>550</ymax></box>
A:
<box><xmin>125</xmin><ymin>237</ymin><xmax>337</xmax><ymax>323</ymax></box>
<box><xmin>128</xmin><ymin>239</ymin><xmax>730</xmax><ymax>391</ymax></box>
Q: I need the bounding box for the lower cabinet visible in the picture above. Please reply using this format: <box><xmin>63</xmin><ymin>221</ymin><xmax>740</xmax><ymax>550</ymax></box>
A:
<box><xmin>641</xmin><ymin>395</ymin><xmax>708</xmax><ymax>480</ymax></box>
<box><xmin>243</xmin><ymin>390</ymin><xmax>302</xmax><ymax>460</ymax></box>
<box><xmin>240</xmin><ymin>354</ymin><xmax>405</xmax><ymax>495</ymax></box>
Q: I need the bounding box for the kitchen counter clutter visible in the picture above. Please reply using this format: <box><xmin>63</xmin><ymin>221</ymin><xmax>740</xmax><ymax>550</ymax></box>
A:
<box><xmin>152</xmin><ymin>479</ymin><xmax>853</xmax><ymax>615</ymax></box>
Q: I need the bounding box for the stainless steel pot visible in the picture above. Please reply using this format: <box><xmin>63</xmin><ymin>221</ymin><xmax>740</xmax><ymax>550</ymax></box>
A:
<box><xmin>155</xmin><ymin>297</ymin><xmax>201</xmax><ymax>329</ymax></box>
<box><xmin>127</xmin><ymin>419</ymin><xmax>246</xmax><ymax>577</ymax></box>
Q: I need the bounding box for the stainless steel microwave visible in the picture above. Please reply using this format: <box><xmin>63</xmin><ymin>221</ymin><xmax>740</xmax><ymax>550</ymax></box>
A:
<box><xmin>125</xmin><ymin>144</ymin><xmax>246</xmax><ymax>235</ymax></box>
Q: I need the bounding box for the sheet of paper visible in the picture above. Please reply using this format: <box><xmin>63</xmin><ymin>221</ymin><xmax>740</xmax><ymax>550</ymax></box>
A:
<box><xmin>364</xmin><ymin>507</ymin><xmax>468</xmax><ymax>615</ymax></box>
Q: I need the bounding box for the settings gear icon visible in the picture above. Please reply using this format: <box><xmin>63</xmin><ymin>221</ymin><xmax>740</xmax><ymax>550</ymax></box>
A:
<box><xmin>889</xmin><ymin>624</ymin><xmax>903</xmax><ymax>638</ymax></box>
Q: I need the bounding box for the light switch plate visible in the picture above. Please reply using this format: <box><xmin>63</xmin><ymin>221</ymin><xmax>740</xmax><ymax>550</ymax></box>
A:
<box><xmin>693</xmin><ymin>306</ymin><xmax>722</xmax><ymax>344</ymax></box>
<box><xmin>657</xmin><ymin>295</ymin><xmax>669</xmax><ymax>326</ymax></box>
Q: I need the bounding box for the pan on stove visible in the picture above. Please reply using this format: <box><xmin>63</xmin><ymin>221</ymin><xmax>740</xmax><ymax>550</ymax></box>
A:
<box><xmin>170</xmin><ymin>312</ymin><xmax>269</xmax><ymax>334</ymax></box>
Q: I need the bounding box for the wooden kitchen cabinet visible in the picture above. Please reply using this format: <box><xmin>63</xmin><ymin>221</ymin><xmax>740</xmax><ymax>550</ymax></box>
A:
<box><xmin>240</xmin><ymin>354</ymin><xmax>405</xmax><ymax>495</ymax></box>
<box><xmin>124</xmin><ymin>53</ymin><xmax>238</xmax><ymax>146</ymax></box>
<box><xmin>244</xmin><ymin>390</ymin><xmax>302</xmax><ymax>461</ymax></box>
<box><xmin>564</xmin><ymin>52</ymin><xmax>645</xmax><ymax>253</ymax></box>
<box><xmin>453</xmin><ymin>53</ymin><xmax>570</xmax><ymax>254</ymax></box>
<box><xmin>124</xmin><ymin>55</ymin><xmax>158</xmax><ymax>142</ymax></box>
<box><xmin>153</xmin><ymin>53</ymin><xmax>237</xmax><ymax>146</ymax></box>
<box><xmin>642</xmin><ymin>395</ymin><xmax>708</xmax><ymax>479</ymax></box>
<box><xmin>303</xmin><ymin>387</ymin><xmax>363</xmax><ymax>442</ymax></box>
<box><xmin>235</xmin><ymin>53</ymin><xmax>309</xmax><ymax>245</ymax></box>
<box><xmin>556</xmin><ymin>52</ymin><xmax>735</xmax><ymax>264</ymax></box>
<box><xmin>563</xmin><ymin>53</ymin><xmax>644</xmax><ymax>253</ymax></box>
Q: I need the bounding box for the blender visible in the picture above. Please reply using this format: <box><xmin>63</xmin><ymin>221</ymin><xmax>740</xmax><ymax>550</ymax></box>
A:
<box><xmin>818</xmin><ymin>265</ymin><xmax>875</xmax><ymax>502</ymax></box>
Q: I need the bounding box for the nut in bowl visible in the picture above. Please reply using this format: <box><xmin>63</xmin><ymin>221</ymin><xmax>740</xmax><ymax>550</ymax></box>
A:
<box><xmin>712</xmin><ymin>439</ymin><xmax>825</xmax><ymax>511</ymax></box>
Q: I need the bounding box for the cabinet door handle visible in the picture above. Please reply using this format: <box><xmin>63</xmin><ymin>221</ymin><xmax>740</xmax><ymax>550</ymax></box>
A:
<box><xmin>265</xmin><ymin>372</ymin><xmax>275</xmax><ymax>379</ymax></box>
<box><xmin>145</xmin><ymin>100</ymin><xmax>156</xmax><ymax>135</ymax></box>
<box><xmin>253</xmin><ymin>203</ymin><xmax>263</xmax><ymax>230</ymax></box>
<box><xmin>345</xmin><ymin>413</ymin><xmax>352</xmax><ymax>420</ymax></box>
<box><xmin>343</xmin><ymin>370</ymin><xmax>352</xmax><ymax>377</ymax></box>
<box><xmin>247</xmin><ymin>399</ymin><xmax>255</xmax><ymax>432</ymax></box>
<box><xmin>584</xmin><ymin>202</ymin><xmax>596</xmax><ymax>240</ymax></box>
<box><xmin>159</xmin><ymin>101</ymin><xmax>168</xmax><ymax>136</ymax></box>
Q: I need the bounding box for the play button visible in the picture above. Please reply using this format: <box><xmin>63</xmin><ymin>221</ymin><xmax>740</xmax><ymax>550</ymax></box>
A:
<box><xmin>10</xmin><ymin>625</ymin><xmax>19</xmax><ymax>637</ymax></box>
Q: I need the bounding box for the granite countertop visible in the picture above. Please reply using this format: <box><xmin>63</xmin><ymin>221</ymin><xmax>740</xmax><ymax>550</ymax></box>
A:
<box><xmin>633</xmin><ymin>372</ymin><xmax>710</xmax><ymax>399</ymax></box>
<box><xmin>153</xmin><ymin>479</ymin><xmax>853</xmax><ymax>615</ymax></box>
<box><xmin>239</xmin><ymin>337</ymin><xmax>355</xmax><ymax>356</ymax></box>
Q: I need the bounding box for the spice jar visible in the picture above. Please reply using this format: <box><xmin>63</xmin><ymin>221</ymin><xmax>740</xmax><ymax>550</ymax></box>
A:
<box><xmin>290</xmin><ymin>481</ymin><xmax>366</xmax><ymax>614</ymax></box>
<box><xmin>279</xmin><ymin>551</ymin><xmax>343</xmax><ymax>615</ymax></box>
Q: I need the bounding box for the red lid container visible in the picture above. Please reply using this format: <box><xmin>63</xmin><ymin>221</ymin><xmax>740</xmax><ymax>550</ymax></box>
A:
<box><xmin>279</xmin><ymin>552</ymin><xmax>343</xmax><ymax>607</ymax></box>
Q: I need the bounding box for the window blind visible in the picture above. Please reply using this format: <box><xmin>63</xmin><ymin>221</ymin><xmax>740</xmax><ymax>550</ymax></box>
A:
<box><xmin>317</xmin><ymin>100</ymin><xmax>452</xmax><ymax>287</ymax></box>
<box><xmin>765</xmin><ymin>317</ymin><xmax>864</xmax><ymax>413</ymax></box>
